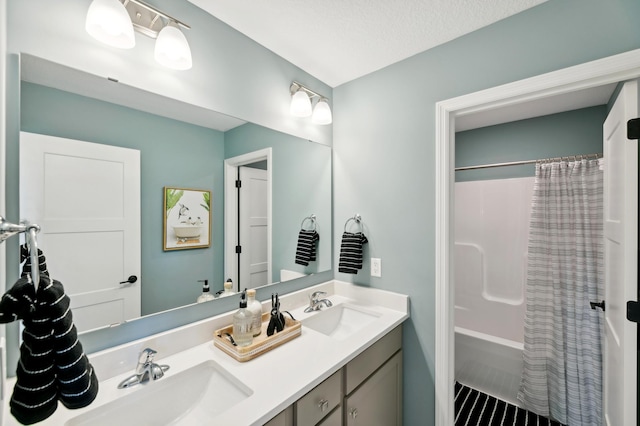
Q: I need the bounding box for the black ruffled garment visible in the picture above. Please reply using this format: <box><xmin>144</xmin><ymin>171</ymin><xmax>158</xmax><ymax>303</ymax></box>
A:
<box><xmin>0</xmin><ymin>248</ymin><xmax>98</xmax><ymax>424</ymax></box>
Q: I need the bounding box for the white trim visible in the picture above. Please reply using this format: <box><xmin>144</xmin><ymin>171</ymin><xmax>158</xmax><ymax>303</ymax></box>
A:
<box><xmin>224</xmin><ymin>148</ymin><xmax>273</xmax><ymax>289</ymax></box>
<box><xmin>435</xmin><ymin>48</ymin><xmax>640</xmax><ymax>425</ymax></box>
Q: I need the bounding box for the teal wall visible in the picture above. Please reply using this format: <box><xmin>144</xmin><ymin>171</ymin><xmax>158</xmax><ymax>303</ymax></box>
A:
<box><xmin>20</xmin><ymin>82</ymin><xmax>226</xmax><ymax>314</ymax></box>
<box><xmin>332</xmin><ymin>0</ymin><xmax>640</xmax><ymax>424</ymax></box>
<box><xmin>456</xmin><ymin>106</ymin><xmax>607</xmax><ymax>182</ymax></box>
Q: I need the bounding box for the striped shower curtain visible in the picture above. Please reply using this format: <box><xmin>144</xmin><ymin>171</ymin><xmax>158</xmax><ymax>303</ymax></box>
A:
<box><xmin>517</xmin><ymin>159</ymin><xmax>604</xmax><ymax>426</ymax></box>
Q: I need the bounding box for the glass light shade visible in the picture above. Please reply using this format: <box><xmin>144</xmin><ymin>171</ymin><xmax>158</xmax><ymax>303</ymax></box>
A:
<box><xmin>312</xmin><ymin>98</ymin><xmax>333</xmax><ymax>125</ymax></box>
<box><xmin>85</xmin><ymin>0</ymin><xmax>135</xmax><ymax>49</ymax></box>
<box><xmin>154</xmin><ymin>24</ymin><xmax>193</xmax><ymax>70</ymax></box>
<box><xmin>290</xmin><ymin>90</ymin><xmax>312</xmax><ymax>117</ymax></box>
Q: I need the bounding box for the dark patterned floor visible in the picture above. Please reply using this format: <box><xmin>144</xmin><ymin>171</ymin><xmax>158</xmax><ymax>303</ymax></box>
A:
<box><xmin>455</xmin><ymin>382</ymin><xmax>564</xmax><ymax>426</ymax></box>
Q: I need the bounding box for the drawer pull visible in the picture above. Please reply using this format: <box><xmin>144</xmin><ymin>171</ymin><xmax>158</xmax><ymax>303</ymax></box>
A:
<box><xmin>318</xmin><ymin>399</ymin><xmax>329</xmax><ymax>412</ymax></box>
<box><xmin>350</xmin><ymin>408</ymin><xmax>358</xmax><ymax>419</ymax></box>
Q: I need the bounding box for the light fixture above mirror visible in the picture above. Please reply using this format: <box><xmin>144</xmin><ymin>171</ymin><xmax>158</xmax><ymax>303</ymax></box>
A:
<box><xmin>289</xmin><ymin>81</ymin><xmax>332</xmax><ymax>125</ymax></box>
<box><xmin>85</xmin><ymin>0</ymin><xmax>192</xmax><ymax>70</ymax></box>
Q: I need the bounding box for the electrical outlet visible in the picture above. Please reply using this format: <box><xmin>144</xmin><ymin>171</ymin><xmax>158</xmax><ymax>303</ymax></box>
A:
<box><xmin>371</xmin><ymin>258</ymin><xmax>382</xmax><ymax>277</ymax></box>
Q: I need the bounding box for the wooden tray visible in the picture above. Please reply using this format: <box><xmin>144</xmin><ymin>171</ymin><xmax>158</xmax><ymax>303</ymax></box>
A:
<box><xmin>214</xmin><ymin>312</ymin><xmax>301</xmax><ymax>362</ymax></box>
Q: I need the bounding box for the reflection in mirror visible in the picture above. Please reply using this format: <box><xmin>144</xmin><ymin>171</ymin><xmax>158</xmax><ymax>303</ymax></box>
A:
<box><xmin>18</xmin><ymin>80</ymin><xmax>332</xmax><ymax>334</ymax></box>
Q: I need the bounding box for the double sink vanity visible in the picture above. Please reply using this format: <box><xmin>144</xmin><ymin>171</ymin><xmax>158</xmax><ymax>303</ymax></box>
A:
<box><xmin>3</xmin><ymin>281</ymin><xmax>409</xmax><ymax>425</ymax></box>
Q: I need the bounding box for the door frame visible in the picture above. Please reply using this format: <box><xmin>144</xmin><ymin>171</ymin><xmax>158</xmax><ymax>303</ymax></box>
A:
<box><xmin>434</xmin><ymin>48</ymin><xmax>640</xmax><ymax>425</ymax></box>
<box><xmin>224</xmin><ymin>148</ymin><xmax>272</xmax><ymax>290</ymax></box>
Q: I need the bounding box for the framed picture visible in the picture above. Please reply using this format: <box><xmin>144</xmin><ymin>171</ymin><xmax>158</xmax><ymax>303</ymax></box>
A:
<box><xmin>163</xmin><ymin>187</ymin><xmax>211</xmax><ymax>251</ymax></box>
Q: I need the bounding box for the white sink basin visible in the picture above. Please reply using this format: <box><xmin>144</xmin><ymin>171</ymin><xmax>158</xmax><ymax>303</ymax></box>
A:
<box><xmin>303</xmin><ymin>304</ymin><xmax>381</xmax><ymax>340</ymax></box>
<box><xmin>66</xmin><ymin>360</ymin><xmax>252</xmax><ymax>426</ymax></box>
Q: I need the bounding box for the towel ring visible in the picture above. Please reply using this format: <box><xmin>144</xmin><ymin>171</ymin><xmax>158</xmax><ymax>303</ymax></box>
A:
<box><xmin>344</xmin><ymin>214</ymin><xmax>363</xmax><ymax>232</ymax></box>
<box><xmin>300</xmin><ymin>214</ymin><xmax>317</xmax><ymax>231</ymax></box>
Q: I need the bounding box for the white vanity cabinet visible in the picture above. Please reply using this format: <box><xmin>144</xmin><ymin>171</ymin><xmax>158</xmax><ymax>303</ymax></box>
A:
<box><xmin>265</xmin><ymin>326</ymin><xmax>402</xmax><ymax>426</ymax></box>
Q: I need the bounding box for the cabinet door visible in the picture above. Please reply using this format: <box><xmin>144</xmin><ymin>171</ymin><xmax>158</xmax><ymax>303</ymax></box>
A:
<box><xmin>264</xmin><ymin>405</ymin><xmax>293</xmax><ymax>426</ymax></box>
<box><xmin>345</xmin><ymin>351</ymin><xmax>403</xmax><ymax>426</ymax></box>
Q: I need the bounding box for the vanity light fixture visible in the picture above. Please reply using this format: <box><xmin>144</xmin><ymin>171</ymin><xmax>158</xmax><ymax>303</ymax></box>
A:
<box><xmin>86</xmin><ymin>0</ymin><xmax>192</xmax><ymax>70</ymax></box>
<box><xmin>290</xmin><ymin>82</ymin><xmax>332</xmax><ymax>125</ymax></box>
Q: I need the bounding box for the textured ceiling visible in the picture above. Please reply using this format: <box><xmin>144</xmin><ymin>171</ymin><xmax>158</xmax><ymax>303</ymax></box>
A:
<box><xmin>188</xmin><ymin>0</ymin><xmax>548</xmax><ymax>87</ymax></box>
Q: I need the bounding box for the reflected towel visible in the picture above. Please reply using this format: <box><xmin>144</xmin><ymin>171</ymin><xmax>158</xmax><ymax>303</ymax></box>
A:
<box><xmin>295</xmin><ymin>230</ymin><xmax>320</xmax><ymax>266</ymax></box>
<box><xmin>338</xmin><ymin>232</ymin><xmax>368</xmax><ymax>274</ymax></box>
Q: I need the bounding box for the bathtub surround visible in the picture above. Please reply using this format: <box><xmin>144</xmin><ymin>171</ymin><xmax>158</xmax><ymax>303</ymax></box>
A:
<box><xmin>518</xmin><ymin>159</ymin><xmax>604</xmax><ymax>425</ymax></box>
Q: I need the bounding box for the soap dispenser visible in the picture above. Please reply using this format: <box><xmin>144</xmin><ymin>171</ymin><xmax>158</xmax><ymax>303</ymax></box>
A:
<box><xmin>218</xmin><ymin>278</ymin><xmax>235</xmax><ymax>298</ymax></box>
<box><xmin>246</xmin><ymin>289</ymin><xmax>263</xmax><ymax>337</ymax></box>
<box><xmin>196</xmin><ymin>279</ymin><xmax>215</xmax><ymax>303</ymax></box>
<box><xmin>233</xmin><ymin>290</ymin><xmax>253</xmax><ymax>347</ymax></box>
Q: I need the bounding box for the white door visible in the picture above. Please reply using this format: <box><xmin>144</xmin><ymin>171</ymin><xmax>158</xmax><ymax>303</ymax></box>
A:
<box><xmin>603</xmin><ymin>80</ymin><xmax>638</xmax><ymax>426</ymax></box>
<box><xmin>20</xmin><ymin>132</ymin><xmax>141</xmax><ymax>333</ymax></box>
<box><xmin>239</xmin><ymin>166</ymin><xmax>268</xmax><ymax>289</ymax></box>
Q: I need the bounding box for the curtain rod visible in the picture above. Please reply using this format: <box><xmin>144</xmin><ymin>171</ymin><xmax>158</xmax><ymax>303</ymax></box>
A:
<box><xmin>455</xmin><ymin>153</ymin><xmax>603</xmax><ymax>172</ymax></box>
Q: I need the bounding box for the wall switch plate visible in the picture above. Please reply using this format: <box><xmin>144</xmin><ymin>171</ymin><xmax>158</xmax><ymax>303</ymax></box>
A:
<box><xmin>371</xmin><ymin>258</ymin><xmax>382</xmax><ymax>277</ymax></box>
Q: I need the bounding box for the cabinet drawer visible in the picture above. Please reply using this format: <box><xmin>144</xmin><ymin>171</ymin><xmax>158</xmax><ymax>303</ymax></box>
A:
<box><xmin>345</xmin><ymin>325</ymin><xmax>402</xmax><ymax>394</ymax></box>
<box><xmin>296</xmin><ymin>370</ymin><xmax>342</xmax><ymax>425</ymax></box>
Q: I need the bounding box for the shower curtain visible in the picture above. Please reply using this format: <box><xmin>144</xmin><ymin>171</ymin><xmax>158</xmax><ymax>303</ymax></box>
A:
<box><xmin>518</xmin><ymin>158</ymin><xmax>603</xmax><ymax>426</ymax></box>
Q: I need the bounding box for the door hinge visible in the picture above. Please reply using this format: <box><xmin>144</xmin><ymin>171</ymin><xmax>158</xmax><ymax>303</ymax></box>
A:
<box><xmin>235</xmin><ymin>179</ymin><xmax>242</xmax><ymax>188</ymax></box>
<box><xmin>235</xmin><ymin>245</ymin><xmax>242</xmax><ymax>254</ymax></box>
<box><xmin>626</xmin><ymin>300</ymin><xmax>640</xmax><ymax>323</ymax></box>
<box><xmin>628</xmin><ymin>118</ymin><xmax>640</xmax><ymax>140</ymax></box>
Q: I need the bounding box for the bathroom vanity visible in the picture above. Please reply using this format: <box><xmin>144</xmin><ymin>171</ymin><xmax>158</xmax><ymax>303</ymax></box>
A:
<box><xmin>2</xmin><ymin>281</ymin><xmax>409</xmax><ymax>426</ymax></box>
<box><xmin>266</xmin><ymin>326</ymin><xmax>402</xmax><ymax>425</ymax></box>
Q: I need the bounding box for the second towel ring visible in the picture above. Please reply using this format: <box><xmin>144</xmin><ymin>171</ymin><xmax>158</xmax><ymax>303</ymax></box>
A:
<box><xmin>344</xmin><ymin>214</ymin><xmax>363</xmax><ymax>232</ymax></box>
<box><xmin>301</xmin><ymin>214</ymin><xmax>317</xmax><ymax>231</ymax></box>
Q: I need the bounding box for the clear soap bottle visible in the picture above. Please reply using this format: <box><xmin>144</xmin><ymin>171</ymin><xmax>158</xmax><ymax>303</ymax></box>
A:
<box><xmin>218</xmin><ymin>278</ymin><xmax>235</xmax><ymax>298</ymax></box>
<box><xmin>196</xmin><ymin>279</ymin><xmax>215</xmax><ymax>303</ymax></box>
<box><xmin>246</xmin><ymin>289</ymin><xmax>263</xmax><ymax>337</ymax></box>
<box><xmin>232</xmin><ymin>291</ymin><xmax>253</xmax><ymax>347</ymax></box>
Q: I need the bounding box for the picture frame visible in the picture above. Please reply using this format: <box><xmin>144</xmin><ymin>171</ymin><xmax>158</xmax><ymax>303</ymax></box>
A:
<box><xmin>163</xmin><ymin>187</ymin><xmax>211</xmax><ymax>251</ymax></box>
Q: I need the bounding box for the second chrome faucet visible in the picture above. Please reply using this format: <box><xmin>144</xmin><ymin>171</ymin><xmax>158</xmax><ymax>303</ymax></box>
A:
<box><xmin>117</xmin><ymin>348</ymin><xmax>170</xmax><ymax>389</ymax></box>
<box><xmin>304</xmin><ymin>291</ymin><xmax>333</xmax><ymax>313</ymax></box>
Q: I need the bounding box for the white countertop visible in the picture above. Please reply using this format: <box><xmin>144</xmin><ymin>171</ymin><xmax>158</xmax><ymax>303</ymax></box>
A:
<box><xmin>3</xmin><ymin>280</ymin><xmax>409</xmax><ymax>426</ymax></box>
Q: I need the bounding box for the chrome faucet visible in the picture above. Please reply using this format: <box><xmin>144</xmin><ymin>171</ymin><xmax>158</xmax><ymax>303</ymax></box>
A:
<box><xmin>304</xmin><ymin>291</ymin><xmax>333</xmax><ymax>313</ymax></box>
<box><xmin>117</xmin><ymin>348</ymin><xmax>170</xmax><ymax>389</ymax></box>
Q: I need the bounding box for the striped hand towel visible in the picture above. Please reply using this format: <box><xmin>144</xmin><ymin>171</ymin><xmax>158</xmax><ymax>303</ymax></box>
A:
<box><xmin>295</xmin><ymin>230</ymin><xmax>320</xmax><ymax>266</ymax></box>
<box><xmin>0</xmin><ymin>249</ymin><xmax>99</xmax><ymax>424</ymax></box>
<box><xmin>338</xmin><ymin>231</ymin><xmax>368</xmax><ymax>274</ymax></box>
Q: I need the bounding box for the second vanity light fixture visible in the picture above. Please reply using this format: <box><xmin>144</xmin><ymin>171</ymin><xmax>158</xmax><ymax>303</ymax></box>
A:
<box><xmin>85</xmin><ymin>0</ymin><xmax>192</xmax><ymax>70</ymax></box>
<box><xmin>290</xmin><ymin>82</ymin><xmax>332</xmax><ymax>125</ymax></box>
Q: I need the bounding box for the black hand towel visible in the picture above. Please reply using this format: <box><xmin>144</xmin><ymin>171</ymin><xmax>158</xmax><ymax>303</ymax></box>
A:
<box><xmin>295</xmin><ymin>229</ymin><xmax>320</xmax><ymax>266</ymax></box>
<box><xmin>338</xmin><ymin>231</ymin><xmax>368</xmax><ymax>274</ymax></box>
<box><xmin>0</xmin><ymin>249</ymin><xmax>98</xmax><ymax>424</ymax></box>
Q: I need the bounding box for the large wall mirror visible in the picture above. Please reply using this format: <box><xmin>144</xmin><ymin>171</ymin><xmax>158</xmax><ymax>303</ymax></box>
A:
<box><xmin>15</xmin><ymin>55</ymin><xmax>332</xmax><ymax>335</ymax></box>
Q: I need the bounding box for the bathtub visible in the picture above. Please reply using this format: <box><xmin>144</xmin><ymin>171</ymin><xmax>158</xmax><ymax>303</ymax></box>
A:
<box><xmin>455</xmin><ymin>327</ymin><xmax>524</xmax><ymax>407</ymax></box>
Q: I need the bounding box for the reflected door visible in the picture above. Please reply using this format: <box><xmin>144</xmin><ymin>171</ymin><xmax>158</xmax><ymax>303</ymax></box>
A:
<box><xmin>20</xmin><ymin>132</ymin><xmax>141</xmax><ymax>333</ymax></box>
<box><xmin>239</xmin><ymin>166</ymin><xmax>269</xmax><ymax>289</ymax></box>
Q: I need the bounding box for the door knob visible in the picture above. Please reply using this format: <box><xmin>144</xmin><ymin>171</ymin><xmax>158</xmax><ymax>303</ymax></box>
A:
<box><xmin>119</xmin><ymin>275</ymin><xmax>138</xmax><ymax>285</ymax></box>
